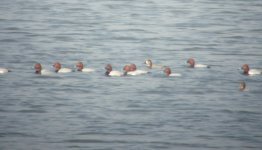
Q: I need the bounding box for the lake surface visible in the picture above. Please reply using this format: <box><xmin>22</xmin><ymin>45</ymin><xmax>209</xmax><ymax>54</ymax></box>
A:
<box><xmin>1</xmin><ymin>0</ymin><xmax>262</xmax><ymax>149</ymax></box>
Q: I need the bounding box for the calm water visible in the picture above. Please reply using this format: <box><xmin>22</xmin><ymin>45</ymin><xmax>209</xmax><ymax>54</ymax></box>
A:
<box><xmin>1</xmin><ymin>0</ymin><xmax>262</xmax><ymax>149</ymax></box>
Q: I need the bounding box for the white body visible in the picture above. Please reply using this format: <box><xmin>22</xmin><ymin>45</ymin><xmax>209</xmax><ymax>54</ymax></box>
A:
<box><xmin>40</xmin><ymin>69</ymin><xmax>54</xmax><ymax>76</ymax></box>
<box><xmin>82</xmin><ymin>68</ymin><xmax>95</xmax><ymax>73</ymax></box>
<box><xmin>195</xmin><ymin>64</ymin><xmax>209</xmax><ymax>68</ymax></box>
<box><xmin>151</xmin><ymin>65</ymin><xmax>164</xmax><ymax>69</ymax></box>
<box><xmin>169</xmin><ymin>73</ymin><xmax>182</xmax><ymax>77</ymax></box>
<box><xmin>145</xmin><ymin>60</ymin><xmax>164</xmax><ymax>69</ymax></box>
<box><xmin>58</xmin><ymin>68</ymin><xmax>72</xmax><ymax>73</ymax></box>
<box><xmin>127</xmin><ymin>70</ymin><xmax>149</xmax><ymax>76</ymax></box>
<box><xmin>0</xmin><ymin>68</ymin><xmax>9</xmax><ymax>74</ymax></box>
<box><xmin>248</xmin><ymin>69</ymin><xmax>262</xmax><ymax>75</ymax></box>
<box><xmin>109</xmin><ymin>71</ymin><xmax>123</xmax><ymax>77</ymax></box>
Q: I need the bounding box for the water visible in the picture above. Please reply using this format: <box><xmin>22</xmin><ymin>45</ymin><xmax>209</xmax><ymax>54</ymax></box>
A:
<box><xmin>1</xmin><ymin>0</ymin><xmax>262</xmax><ymax>149</ymax></box>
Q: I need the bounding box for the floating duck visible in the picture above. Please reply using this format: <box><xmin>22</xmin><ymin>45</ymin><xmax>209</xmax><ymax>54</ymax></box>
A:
<box><xmin>105</xmin><ymin>64</ymin><xmax>124</xmax><ymax>77</ymax></box>
<box><xmin>76</xmin><ymin>61</ymin><xmax>95</xmax><ymax>73</ymax></box>
<box><xmin>34</xmin><ymin>63</ymin><xmax>53</xmax><ymax>75</ymax></box>
<box><xmin>163</xmin><ymin>67</ymin><xmax>181</xmax><ymax>77</ymax></box>
<box><xmin>187</xmin><ymin>58</ymin><xmax>210</xmax><ymax>68</ymax></box>
<box><xmin>241</xmin><ymin>64</ymin><xmax>262</xmax><ymax>76</ymax></box>
<box><xmin>127</xmin><ymin>63</ymin><xmax>149</xmax><ymax>76</ymax></box>
<box><xmin>53</xmin><ymin>62</ymin><xmax>72</xmax><ymax>73</ymax></box>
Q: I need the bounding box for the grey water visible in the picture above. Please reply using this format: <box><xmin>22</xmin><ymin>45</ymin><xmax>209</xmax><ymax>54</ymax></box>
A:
<box><xmin>1</xmin><ymin>0</ymin><xmax>262</xmax><ymax>149</ymax></box>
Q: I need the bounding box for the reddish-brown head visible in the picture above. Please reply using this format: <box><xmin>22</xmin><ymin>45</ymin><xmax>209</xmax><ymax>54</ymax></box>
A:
<box><xmin>105</xmin><ymin>64</ymin><xmax>112</xmax><ymax>72</ymax></box>
<box><xmin>105</xmin><ymin>64</ymin><xmax>112</xmax><ymax>76</ymax></box>
<box><xmin>34</xmin><ymin>63</ymin><xmax>42</xmax><ymax>74</ymax></box>
<box><xmin>53</xmin><ymin>62</ymin><xmax>61</xmax><ymax>72</ymax></box>
<box><xmin>164</xmin><ymin>67</ymin><xmax>171</xmax><ymax>76</ymax></box>
<box><xmin>123</xmin><ymin>65</ymin><xmax>131</xmax><ymax>72</ymax></box>
<box><xmin>130</xmin><ymin>64</ymin><xmax>137</xmax><ymax>71</ymax></box>
<box><xmin>241</xmin><ymin>64</ymin><xmax>249</xmax><ymax>75</ymax></box>
<box><xmin>76</xmin><ymin>62</ymin><xmax>84</xmax><ymax>71</ymax></box>
<box><xmin>187</xmin><ymin>58</ymin><xmax>195</xmax><ymax>68</ymax></box>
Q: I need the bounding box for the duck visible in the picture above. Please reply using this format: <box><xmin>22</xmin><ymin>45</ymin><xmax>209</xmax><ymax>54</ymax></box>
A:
<box><xmin>163</xmin><ymin>67</ymin><xmax>181</xmax><ymax>77</ymax></box>
<box><xmin>241</xmin><ymin>64</ymin><xmax>262</xmax><ymax>76</ymax></box>
<box><xmin>187</xmin><ymin>58</ymin><xmax>210</xmax><ymax>68</ymax></box>
<box><xmin>105</xmin><ymin>64</ymin><xmax>124</xmax><ymax>77</ymax></box>
<box><xmin>34</xmin><ymin>63</ymin><xmax>53</xmax><ymax>75</ymax></box>
<box><xmin>0</xmin><ymin>68</ymin><xmax>10</xmax><ymax>74</ymax></box>
<box><xmin>53</xmin><ymin>62</ymin><xmax>72</xmax><ymax>73</ymax></box>
<box><xmin>76</xmin><ymin>61</ymin><xmax>95</xmax><ymax>73</ymax></box>
<box><xmin>144</xmin><ymin>59</ymin><xmax>164</xmax><ymax>69</ymax></box>
<box><xmin>127</xmin><ymin>63</ymin><xmax>149</xmax><ymax>76</ymax></box>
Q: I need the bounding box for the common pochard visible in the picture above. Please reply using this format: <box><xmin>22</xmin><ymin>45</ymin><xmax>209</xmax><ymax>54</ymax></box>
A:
<box><xmin>76</xmin><ymin>61</ymin><xmax>95</xmax><ymax>73</ymax></box>
<box><xmin>163</xmin><ymin>67</ymin><xmax>181</xmax><ymax>77</ymax></box>
<box><xmin>34</xmin><ymin>63</ymin><xmax>53</xmax><ymax>75</ymax></box>
<box><xmin>105</xmin><ymin>64</ymin><xmax>125</xmax><ymax>77</ymax></box>
<box><xmin>187</xmin><ymin>58</ymin><xmax>210</xmax><ymax>68</ymax></box>
<box><xmin>126</xmin><ymin>63</ymin><xmax>149</xmax><ymax>76</ymax></box>
<box><xmin>241</xmin><ymin>64</ymin><xmax>262</xmax><ymax>76</ymax></box>
<box><xmin>53</xmin><ymin>62</ymin><xmax>72</xmax><ymax>73</ymax></box>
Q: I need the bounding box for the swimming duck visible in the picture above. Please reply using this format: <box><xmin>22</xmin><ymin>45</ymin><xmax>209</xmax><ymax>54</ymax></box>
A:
<box><xmin>76</xmin><ymin>61</ymin><xmax>95</xmax><ymax>73</ymax></box>
<box><xmin>105</xmin><ymin>64</ymin><xmax>124</xmax><ymax>77</ymax></box>
<box><xmin>187</xmin><ymin>58</ymin><xmax>210</xmax><ymax>68</ymax></box>
<box><xmin>53</xmin><ymin>62</ymin><xmax>72</xmax><ymax>73</ymax></box>
<box><xmin>127</xmin><ymin>63</ymin><xmax>149</xmax><ymax>76</ymax></box>
<box><xmin>0</xmin><ymin>68</ymin><xmax>10</xmax><ymax>74</ymax></box>
<box><xmin>241</xmin><ymin>64</ymin><xmax>262</xmax><ymax>76</ymax></box>
<box><xmin>34</xmin><ymin>63</ymin><xmax>53</xmax><ymax>75</ymax></box>
<box><xmin>144</xmin><ymin>59</ymin><xmax>164</xmax><ymax>69</ymax></box>
<box><xmin>163</xmin><ymin>67</ymin><xmax>181</xmax><ymax>77</ymax></box>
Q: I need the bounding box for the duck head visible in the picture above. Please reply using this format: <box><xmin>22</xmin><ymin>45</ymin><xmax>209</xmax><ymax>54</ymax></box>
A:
<box><xmin>130</xmin><ymin>64</ymin><xmax>137</xmax><ymax>71</ymax></box>
<box><xmin>241</xmin><ymin>64</ymin><xmax>249</xmax><ymax>75</ymax></box>
<box><xmin>187</xmin><ymin>58</ymin><xmax>195</xmax><ymax>68</ymax></box>
<box><xmin>76</xmin><ymin>62</ymin><xmax>84</xmax><ymax>72</ymax></box>
<box><xmin>53</xmin><ymin>62</ymin><xmax>61</xmax><ymax>73</ymax></box>
<box><xmin>105</xmin><ymin>64</ymin><xmax>112</xmax><ymax>76</ymax></box>
<box><xmin>34</xmin><ymin>63</ymin><xmax>42</xmax><ymax>74</ymax></box>
<box><xmin>164</xmin><ymin>67</ymin><xmax>171</xmax><ymax>76</ymax></box>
